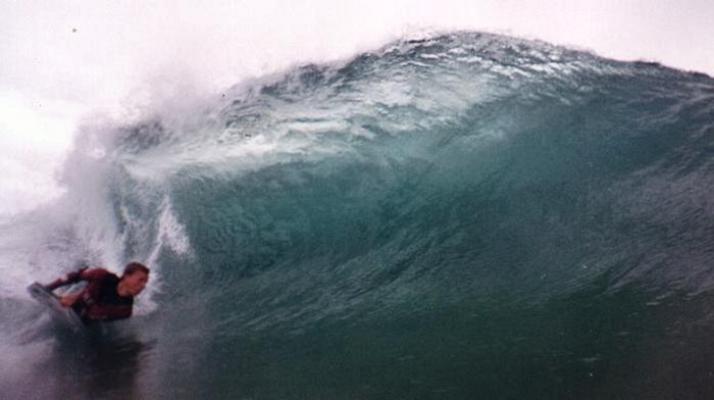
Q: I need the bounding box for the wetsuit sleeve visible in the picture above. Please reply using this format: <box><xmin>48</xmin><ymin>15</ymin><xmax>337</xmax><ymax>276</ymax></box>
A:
<box><xmin>79</xmin><ymin>268</ymin><xmax>111</xmax><ymax>282</ymax></box>
<box><xmin>45</xmin><ymin>267</ymin><xmax>109</xmax><ymax>291</ymax></box>
<box><xmin>44</xmin><ymin>267</ymin><xmax>87</xmax><ymax>291</ymax></box>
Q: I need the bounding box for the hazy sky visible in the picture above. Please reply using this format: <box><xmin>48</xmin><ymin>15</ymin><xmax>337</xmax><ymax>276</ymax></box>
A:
<box><xmin>1</xmin><ymin>0</ymin><xmax>713</xmax><ymax>212</ymax></box>
<box><xmin>2</xmin><ymin>1</ymin><xmax>713</xmax><ymax>105</ymax></box>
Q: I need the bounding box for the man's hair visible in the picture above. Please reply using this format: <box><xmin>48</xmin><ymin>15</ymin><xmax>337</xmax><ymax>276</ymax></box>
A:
<box><xmin>123</xmin><ymin>262</ymin><xmax>149</xmax><ymax>277</ymax></box>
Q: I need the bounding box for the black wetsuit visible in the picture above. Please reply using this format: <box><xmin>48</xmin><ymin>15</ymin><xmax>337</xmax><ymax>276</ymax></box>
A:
<box><xmin>46</xmin><ymin>268</ymin><xmax>134</xmax><ymax>322</ymax></box>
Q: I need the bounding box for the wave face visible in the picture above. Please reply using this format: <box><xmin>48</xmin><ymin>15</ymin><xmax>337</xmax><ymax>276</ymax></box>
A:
<box><xmin>2</xmin><ymin>32</ymin><xmax>714</xmax><ymax>399</ymax></box>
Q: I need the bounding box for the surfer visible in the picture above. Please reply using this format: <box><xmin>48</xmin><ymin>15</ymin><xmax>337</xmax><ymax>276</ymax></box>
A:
<box><xmin>42</xmin><ymin>262</ymin><xmax>150</xmax><ymax>322</ymax></box>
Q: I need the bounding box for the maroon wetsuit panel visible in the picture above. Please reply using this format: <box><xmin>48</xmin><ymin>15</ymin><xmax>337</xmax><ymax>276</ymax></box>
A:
<box><xmin>71</xmin><ymin>268</ymin><xmax>134</xmax><ymax>322</ymax></box>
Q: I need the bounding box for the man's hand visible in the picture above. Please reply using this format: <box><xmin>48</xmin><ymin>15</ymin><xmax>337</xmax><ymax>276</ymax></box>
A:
<box><xmin>59</xmin><ymin>293</ymin><xmax>81</xmax><ymax>308</ymax></box>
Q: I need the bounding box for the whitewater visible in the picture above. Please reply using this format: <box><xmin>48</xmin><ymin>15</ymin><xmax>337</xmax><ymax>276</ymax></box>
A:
<box><xmin>1</xmin><ymin>32</ymin><xmax>714</xmax><ymax>399</ymax></box>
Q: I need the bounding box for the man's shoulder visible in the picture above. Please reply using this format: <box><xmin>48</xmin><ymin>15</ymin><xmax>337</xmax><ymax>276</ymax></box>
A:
<box><xmin>83</xmin><ymin>268</ymin><xmax>120</xmax><ymax>281</ymax></box>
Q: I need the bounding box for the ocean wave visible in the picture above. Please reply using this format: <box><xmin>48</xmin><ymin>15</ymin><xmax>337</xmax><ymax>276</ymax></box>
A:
<box><xmin>2</xmin><ymin>31</ymin><xmax>714</xmax><ymax>399</ymax></box>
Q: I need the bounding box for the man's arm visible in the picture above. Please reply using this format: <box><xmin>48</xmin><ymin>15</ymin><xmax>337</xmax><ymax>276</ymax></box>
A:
<box><xmin>59</xmin><ymin>292</ymin><xmax>82</xmax><ymax>307</ymax></box>
<box><xmin>45</xmin><ymin>267</ymin><xmax>108</xmax><ymax>291</ymax></box>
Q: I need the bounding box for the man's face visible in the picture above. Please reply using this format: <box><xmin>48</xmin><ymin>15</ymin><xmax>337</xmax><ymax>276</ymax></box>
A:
<box><xmin>123</xmin><ymin>271</ymin><xmax>149</xmax><ymax>296</ymax></box>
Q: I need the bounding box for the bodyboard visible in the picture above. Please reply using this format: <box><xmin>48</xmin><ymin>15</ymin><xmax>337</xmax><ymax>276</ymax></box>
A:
<box><xmin>27</xmin><ymin>282</ymin><xmax>84</xmax><ymax>332</ymax></box>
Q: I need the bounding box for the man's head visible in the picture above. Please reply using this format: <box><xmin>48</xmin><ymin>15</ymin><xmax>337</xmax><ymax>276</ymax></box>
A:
<box><xmin>119</xmin><ymin>262</ymin><xmax>150</xmax><ymax>297</ymax></box>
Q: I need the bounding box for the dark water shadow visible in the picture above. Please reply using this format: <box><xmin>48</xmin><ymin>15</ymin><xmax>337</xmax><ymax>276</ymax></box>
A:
<box><xmin>5</xmin><ymin>321</ymin><xmax>155</xmax><ymax>400</ymax></box>
<box><xmin>187</xmin><ymin>279</ymin><xmax>714</xmax><ymax>400</ymax></box>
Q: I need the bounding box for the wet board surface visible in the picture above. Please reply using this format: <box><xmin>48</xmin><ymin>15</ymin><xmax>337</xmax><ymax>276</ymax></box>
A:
<box><xmin>27</xmin><ymin>282</ymin><xmax>84</xmax><ymax>332</ymax></box>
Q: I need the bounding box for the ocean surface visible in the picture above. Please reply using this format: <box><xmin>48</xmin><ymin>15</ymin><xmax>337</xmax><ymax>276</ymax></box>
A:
<box><xmin>1</xmin><ymin>31</ymin><xmax>714</xmax><ymax>399</ymax></box>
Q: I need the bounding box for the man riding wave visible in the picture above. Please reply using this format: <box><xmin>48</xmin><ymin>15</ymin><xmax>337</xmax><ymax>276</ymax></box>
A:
<box><xmin>43</xmin><ymin>262</ymin><xmax>150</xmax><ymax>323</ymax></box>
